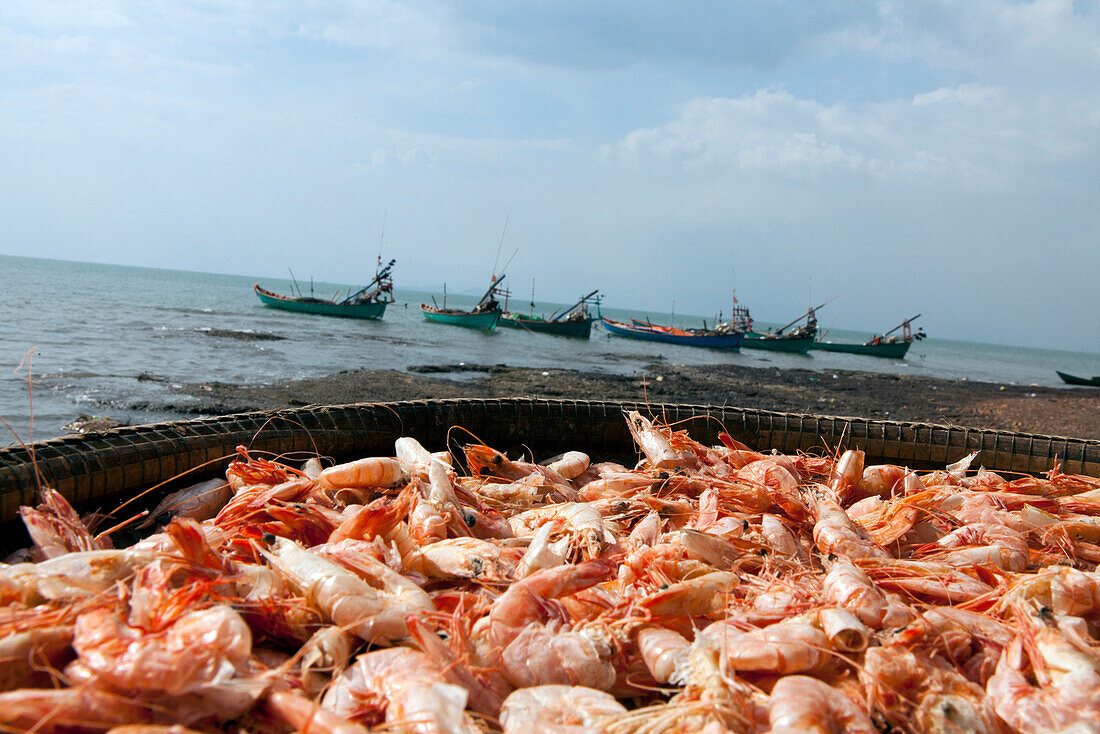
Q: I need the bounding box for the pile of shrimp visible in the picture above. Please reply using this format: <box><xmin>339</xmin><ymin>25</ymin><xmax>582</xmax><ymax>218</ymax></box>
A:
<box><xmin>3</xmin><ymin>410</ymin><xmax>1100</xmax><ymax>733</ymax></box>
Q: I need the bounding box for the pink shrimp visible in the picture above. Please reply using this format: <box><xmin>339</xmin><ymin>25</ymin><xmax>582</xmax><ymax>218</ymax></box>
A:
<box><xmin>322</xmin><ymin>647</ymin><xmax>480</xmax><ymax>732</ymax></box>
<box><xmin>264</xmin><ymin>691</ymin><xmax>369</xmax><ymax>734</ymax></box>
<box><xmin>700</xmin><ymin>620</ymin><xmax>831</xmax><ymax>675</ymax></box>
<box><xmin>0</xmin><ymin>688</ymin><xmax>153</xmax><ymax>733</ymax></box>
<box><xmin>767</xmin><ymin>675</ymin><xmax>876</xmax><ymax>734</ymax></box>
<box><xmin>826</xmin><ymin>449</ymin><xmax>865</xmax><ymax>505</ymax></box>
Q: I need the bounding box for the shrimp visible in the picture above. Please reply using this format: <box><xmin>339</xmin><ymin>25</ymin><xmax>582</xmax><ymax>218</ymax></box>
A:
<box><xmin>499</xmin><ymin>685</ymin><xmax>626</xmax><ymax>734</ymax></box>
<box><xmin>857</xmin><ymin>558</ymin><xmax>994</xmax><ymax>603</ymax></box>
<box><xmin>0</xmin><ymin>626</ymin><xmax>74</xmax><ymax>691</ymax></box>
<box><xmin>509</xmin><ymin>502</ymin><xmax>619</xmax><ymax>559</ymax></box>
<box><xmin>322</xmin><ymin>647</ymin><xmax>480</xmax><ymax>733</ymax></box>
<box><xmin>858</xmin><ymin>464</ymin><xmax>909</xmax><ymax>499</ymax></box>
<box><xmin>826</xmin><ymin>449</ymin><xmax>865</xmax><ymax>505</ymax></box>
<box><xmin>636</xmin><ymin>626</ymin><xmax>690</xmax><ymax>684</ymax></box>
<box><xmin>396</xmin><ymin>436</ymin><xmax>435</xmax><ymax>479</ymax></box>
<box><xmin>767</xmin><ymin>675</ymin><xmax>876</xmax><ymax>734</ymax></box>
<box><xmin>418</xmin><ymin>537</ymin><xmax>524</xmax><ymax>581</ymax></box>
<box><xmin>263</xmin><ymin>537</ymin><xmax>432</xmax><ymax>645</ymax></box>
<box><xmin>72</xmin><ymin>602</ymin><xmax>252</xmax><ymax>695</ymax></box>
<box><xmin>625</xmin><ymin>411</ymin><xmax>696</xmax><ymax>469</ymax></box>
<box><xmin>737</xmin><ymin>459</ymin><xmax>810</xmax><ymax>520</ymax></box>
<box><xmin>986</xmin><ymin>612</ymin><xmax>1100</xmax><ymax>733</ymax></box>
<box><xmin>299</xmin><ymin>626</ymin><xmax>358</xmax><ymax>698</ymax></box>
<box><xmin>639</xmin><ymin>571</ymin><xmax>738</xmax><ymax>618</ymax></box>
<box><xmin>515</xmin><ymin>523</ymin><xmax>571</xmax><ymax>578</ymax></box>
<box><xmin>1</xmin><ymin>548</ymin><xmax>154</xmax><ymax>606</ymax></box>
<box><xmin>19</xmin><ymin>487</ymin><xmax>110</xmax><ymax>559</ymax></box>
<box><xmin>822</xmin><ymin>560</ymin><xmax>889</xmax><ymax>628</ymax></box>
<box><xmin>918</xmin><ymin>522</ymin><xmax>1029</xmax><ymax>572</ymax></box>
<box><xmin>140</xmin><ymin>478</ymin><xmax>233</xmax><ymax>528</ymax></box>
<box><xmin>465</xmin><ymin>444</ymin><xmax>573</xmax><ymax>487</ymax></box>
<box><xmin>700</xmin><ymin>620</ymin><xmax>831</xmax><ymax>675</ymax></box>
<box><xmin>481</xmin><ymin>560</ymin><xmax>617</xmax><ymax>690</ymax></box>
<box><xmin>545</xmin><ymin>451</ymin><xmax>592</xmax><ymax>480</ymax></box>
<box><xmin>264</xmin><ymin>691</ymin><xmax>369</xmax><ymax>734</ymax></box>
<box><xmin>803</xmin><ymin>608</ymin><xmax>872</xmax><ymax>653</ymax></box>
<box><xmin>319</xmin><ymin>456</ymin><xmax>404</xmax><ymax>490</ymax></box>
<box><xmin>812</xmin><ymin>495</ymin><xmax>889</xmax><ymax>560</ymax></box>
<box><xmin>0</xmin><ymin>688</ymin><xmax>152</xmax><ymax>733</ymax></box>
<box><xmin>1004</xmin><ymin>566</ymin><xmax>1100</xmax><ymax>616</ymax></box>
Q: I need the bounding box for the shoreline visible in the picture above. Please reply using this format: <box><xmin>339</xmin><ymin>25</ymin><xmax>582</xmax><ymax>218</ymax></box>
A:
<box><xmin>144</xmin><ymin>362</ymin><xmax>1100</xmax><ymax>441</ymax></box>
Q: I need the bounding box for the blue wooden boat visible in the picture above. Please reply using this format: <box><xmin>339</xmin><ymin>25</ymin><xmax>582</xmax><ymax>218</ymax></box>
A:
<box><xmin>601</xmin><ymin>317</ymin><xmax>743</xmax><ymax>350</ymax></box>
<box><xmin>255</xmin><ymin>259</ymin><xmax>395</xmax><ymax>320</ymax></box>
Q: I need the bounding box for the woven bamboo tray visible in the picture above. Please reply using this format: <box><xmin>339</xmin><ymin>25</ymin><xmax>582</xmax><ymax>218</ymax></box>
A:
<box><xmin>1</xmin><ymin>398</ymin><xmax>1097</xmax><ymax>525</ymax></box>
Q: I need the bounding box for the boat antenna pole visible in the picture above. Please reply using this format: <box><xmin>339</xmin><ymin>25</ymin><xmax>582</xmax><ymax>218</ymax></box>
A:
<box><xmin>378</xmin><ymin>209</ymin><xmax>387</xmax><ymax>273</ymax></box>
<box><xmin>288</xmin><ymin>268</ymin><xmax>302</xmax><ymax>298</ymax></box>
<box><xmin>491</xmin><ymin>216</ymin><xmax>509</xmax><ymax>278</ymax></box>
<box><xmin>476</xmin><ymin>274</ymin><xmax>505</xmax><ymax>306</ymax></box>
<box><xmin>774</xmin><ymin>297</ymin><xmax>836</xmax><ymax>334</ymax></box>
<box><xmin>547</xmin><ymin>289</ymin><xmax>599</xmax><ymax>322</ymax></box>
<box><xmin>879</xmin><ymin>313</ymin><xmax>922</xmax><ymax>339</ymax></box>
<box><xmin>498</xmin><ymin>247</ymin><xmax>519</xmax><ymax>280</ymax></box>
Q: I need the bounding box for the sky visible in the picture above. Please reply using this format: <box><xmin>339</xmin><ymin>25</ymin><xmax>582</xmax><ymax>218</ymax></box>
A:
<box><xmin>0</xmin><ymin>1</ymin><xmax>1097</xmax><ymax>352</ymax></box>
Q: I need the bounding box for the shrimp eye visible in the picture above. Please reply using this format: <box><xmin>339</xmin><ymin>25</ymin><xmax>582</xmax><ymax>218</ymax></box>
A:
<box><xmin>1038</xmin><ymin>606</ymin><xmax>1053</xmax><ymax>619</ymax></box>
<box><xmin>464</xmin><ymin>513</ymin><xmax>477</xmax><ymax>528</ymax></box>
<box><xmin>827</xmin><ymin>553</ymin><xmax>838</xmax><ymax>562</ymax></box>
<box><xmin>491</xmin><ymin>454</ymin><xmax>504</xmax><ymax>465</ymax></box>
<box><xmin>659</xmin><ymin>583</ymin><xmax>670</xmax><ymax>590</ymax></box>
<box><xmin>742</xmin><ymin>520</ymin><xmax>750</xmax><ymax>531</ymax></box>
<box><xmin>156</xmin><ymin>512</ymin><xmax>173</xmax><ymax>526</ymax></box>
<box><xmin>758</xmin><ymin>548</ymin><xmax>768</xmax><ymax>556</ymax></box>
<box><xmin>262</xmin><ymin>533</ymin><xmax>277</xmax><ymax>545</ymax></box>
<box><xmin>657</xmin><ymin>471</ymin><xmax>669</xmax><ymax>480</ymax></box>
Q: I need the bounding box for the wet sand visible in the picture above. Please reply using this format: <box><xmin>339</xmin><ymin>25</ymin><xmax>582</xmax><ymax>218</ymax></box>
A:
<box><xmin>148</xmin><ymin>362</ymin><xmax>1100</xmax><ymax>440</ymax></box>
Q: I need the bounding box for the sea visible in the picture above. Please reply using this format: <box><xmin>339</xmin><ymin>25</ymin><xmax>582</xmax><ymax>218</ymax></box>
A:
<box><xmin>2</xmin><ymin>254</ymin><xmax>1098</xmax><ymax>445</ymax></box>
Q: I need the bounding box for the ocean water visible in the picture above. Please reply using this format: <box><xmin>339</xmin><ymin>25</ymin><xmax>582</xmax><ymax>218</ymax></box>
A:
<box><xmin>2</xmin><ymin>254</ymin><xmax>1098</xmax><ymax>445</ymax></box>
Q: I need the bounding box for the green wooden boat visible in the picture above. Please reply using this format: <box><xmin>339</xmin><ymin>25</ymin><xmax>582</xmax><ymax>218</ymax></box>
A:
<box><xmin>254</xmin><ymin>259</ymin><xmax>395</xmax><ymax>320</ymax></box>
<box><xmin>421</xmin><ymin>305</ymin><xmax>502</xmax><ymax>330</ymax></box>
<box><xmin>500</xmin><ymin>313</ymin><xmax>592</xmax><ymax>337</ymax></box>
<box><xmin>742</xmin><ymin>331</ymin><xmax>815</xmax><ymax>354</ymax></box>
<box><xmin>813</xmin><ymin>339</ymin><xmax>911</xmax><ymax>358</ymax></box>
<box><xmin>812</xmin><ymin>314</ymin><xmax>924</xmax><ymax>359</ymax></box>
<box><xmin>420</xmin><ymin>275</ymin><xmax>505</xmax><ymax>330</ymax></box>
<box><xmin>1057</xmin><ymin>371</ymin><xmax>1100</xmax><ymax>387</ymax></box>
<box><xmin>500</xmin><ymin>290</ymin><xmax>599</xmax><ymax>338</ymax></box>
<box><xmin>723</xmin><ymin>302</ymin><xmax>820</xmax><ymax>355</ymax></box>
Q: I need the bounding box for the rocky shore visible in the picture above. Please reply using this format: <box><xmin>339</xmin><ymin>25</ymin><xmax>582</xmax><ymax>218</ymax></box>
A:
<box><xmin>153</xmin><ymin>362</ymin><xmax>1099</xmax><ymax>440</ymax></box>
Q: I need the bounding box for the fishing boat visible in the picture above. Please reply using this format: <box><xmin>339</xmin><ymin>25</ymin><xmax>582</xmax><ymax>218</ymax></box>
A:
<box><xmin>814</xmin><ymin>314</ymin><xmax>925</xmax><ymax>359</ymax></box>
<box><xmin>254</xmin><ymin>259</ymin><xmax>395</xmax><ymax>320</ymax></box>
<box><xmin>420</xmin><ymin>276</ymin><xmax>505</xmax><ymax>330</ymax></box>
<box><xmin>500</xmin><ymin>289</ymin><xmax>600</xmax><ymax>338</ymax></box>
<box><xmin>726</xmin><ymin>304</ymin><xmax>819</xmax><ymax>354</ymax></box>
<box><xmin>602</xmin><ymin>317</ymin><xmax>744</xmax><ymax>350</ymax></box>
<box><xmin>1057</xmin><ymin>371</ymin><xmax>1100</xmax><ymax>387</ymax></box>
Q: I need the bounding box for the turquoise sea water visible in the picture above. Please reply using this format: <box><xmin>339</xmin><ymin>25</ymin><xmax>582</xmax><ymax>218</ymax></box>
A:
<box><xmin>2</xmin><ymin>255</ymin><xmax>1098</xmax><ymax>444</ymax></box>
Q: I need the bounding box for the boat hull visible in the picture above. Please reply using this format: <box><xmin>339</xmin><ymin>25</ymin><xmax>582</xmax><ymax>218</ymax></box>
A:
<box><xmin>1057</xmin><ymin>371</ymin><xmax>1100</xmax><ymax>387</ymax></box>
<box><xmin>813</xmin><ymin>340</ymin><xmax>912</xmax><ymax>359</ymax></box>
<box><xmin>500</xmin><ymin>314</ymin><xmax>593</xmax><ymax>338</ymax></box>
<box><xmin>601</xmin><ymin>319</ymin><xmax>743</xmax><ymax>349</ymax></box>
<box><xmin>255</xmin><ymin>285</ymin><xmax>388</xmax><ymax>319</ymax></box>
<box><xmin>420</xmin><ymin>305</ymin><xmax>501</xmax><ymax>330</ymax></box>
<box><xmin>742</xmin><ymin>332</ymin><xmax>814</xmax><ymax>354</ymax></box>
